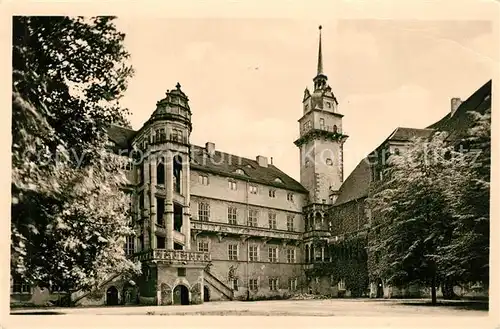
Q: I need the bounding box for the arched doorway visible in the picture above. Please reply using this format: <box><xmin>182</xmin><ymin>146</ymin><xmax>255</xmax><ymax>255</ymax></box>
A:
<box><xmin>173</xmin><ymin>285</ymin><xmax>189</xmax><ymax>305</ymax></box>
<box><xmin>376</xmin><ymin>279</ymin><xmax>384</xmax><ymax>298</ymax></box>
<box><xmin>106</xmin><ymin>286</ymin><xmax>119</xmax><ymax>306</ymax></box>
<box><xmin>203</xmin><ymin>286</ymin><xmax>210</xmax><ymax>302</ymax></box>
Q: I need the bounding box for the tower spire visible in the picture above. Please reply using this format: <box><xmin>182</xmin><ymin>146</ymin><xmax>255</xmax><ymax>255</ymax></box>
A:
<box><xmin>317</xmin><ymin>25</ymin><xmax>323</xmax><ymax>75</ymax></box>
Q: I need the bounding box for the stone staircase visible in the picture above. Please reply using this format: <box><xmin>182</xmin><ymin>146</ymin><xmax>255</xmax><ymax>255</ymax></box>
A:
<box><xmin>203</xmin><ymin>269</ymin><xmax>234</xmax><ymax>301</ymax></box>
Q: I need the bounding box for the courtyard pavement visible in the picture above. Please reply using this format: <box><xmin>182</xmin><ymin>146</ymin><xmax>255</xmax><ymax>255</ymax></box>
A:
<box><xmin>10</xmin><ymin>298</ymin><xmax>488</xmax><ymax>316</ymax></box>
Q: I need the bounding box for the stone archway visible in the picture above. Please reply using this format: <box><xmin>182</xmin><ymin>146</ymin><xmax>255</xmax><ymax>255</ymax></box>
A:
<box><xmin>173</xmin><ymin>284</ymin><xmax>189</xmax><ymax>305</ymax></box>
<box><xmin>203</xmin><ymin>285</ymin><xmax>210</xmax><ymax>302</ymax></box>
<box><xmin>106</xmin><ymin>286</ymin><xmax>119</xmax><ymax>306</ymax></box>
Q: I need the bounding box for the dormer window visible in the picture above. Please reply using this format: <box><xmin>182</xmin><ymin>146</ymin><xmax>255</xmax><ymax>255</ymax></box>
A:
<box><xmin>235</xmin><ymin>169</ymin><xmax>246</xmax><ymax>175</ymax></box>
<box><xmin>274</xmin><ymin>178</ymin><xmax>284</xmax><ymax>184</ymax></box>
<box><xmin>326</xmin><ymin>102</ymin><xmax>331</xmax><ymax>108</ymax></box>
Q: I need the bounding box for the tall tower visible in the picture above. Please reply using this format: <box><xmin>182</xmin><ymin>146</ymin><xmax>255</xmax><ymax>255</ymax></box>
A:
<box><xmin>137</xmin><ymin>82</ymin><xmax>193</xmax><ymax>251</ymax></box>
<box><xmin>294</xmin><ymin>26</ymin><xmax>348</xmax><ymax>206</ymax></box>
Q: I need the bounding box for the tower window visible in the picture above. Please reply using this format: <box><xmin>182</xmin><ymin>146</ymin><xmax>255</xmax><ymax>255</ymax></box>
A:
<box><xmin>326</xmin><ymin>102</ymin><xmax>331</xmax><ymax>108</ymax></box>
<box><xmin>156</xmin><ymin>159</ymin><xmax>165</xmax><ymax>185</ymax></box>
<box><xmin>156</xmin><ymin>197</ymin><xmax>165</xmax><ymax>226</ymax></box>
<box><xmin>326</xmin><ymin>158</ymin><xmax>333</xmax><ymax>166</ymax></box>
<box><xmin>319</xmin><ymin>118</ymin><xmax>325</xmax><ymax>129</ymax></box>
<box><xmin>333</xmin><ymin>125</ymin><xmax>338</xmax><ymax>133</ymax></box>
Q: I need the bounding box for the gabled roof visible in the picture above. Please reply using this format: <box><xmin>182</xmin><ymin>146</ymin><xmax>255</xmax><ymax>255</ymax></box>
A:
<box><xmin>333</xmin><ymin>79</ymin><xmax>491</xmax><ymax>207</ymax></box>
<box><xmin>334</xmin><ymin>159</ymin><xmax>372</xmax><ymax>206</ymax></box>
<box><xmin>428</xmin><ymin>79</ymin><xmax>491</xmax><ymax>140</ymax></box>
<box><xmin>190</xmin><ymin>145</ymin><xmax>308</xmax><ymax>193</ymax></box>
<box><xmin>387</xmin><ymin>127</ymin><xmax>435</xmax><ymax>142</ymax></box>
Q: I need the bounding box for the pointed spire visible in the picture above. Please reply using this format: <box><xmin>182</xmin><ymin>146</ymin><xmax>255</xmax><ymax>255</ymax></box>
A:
<box><xmin>317</xmin><ymin>25</ymin><xmax>323</xmax><ymax>75</ymax></box>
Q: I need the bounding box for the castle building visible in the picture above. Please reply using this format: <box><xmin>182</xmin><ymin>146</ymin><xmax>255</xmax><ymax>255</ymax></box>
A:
<box><xmin>11</xmin><ymin>27</ymin><xmax>491</xmax><ymax>306</ymax></box>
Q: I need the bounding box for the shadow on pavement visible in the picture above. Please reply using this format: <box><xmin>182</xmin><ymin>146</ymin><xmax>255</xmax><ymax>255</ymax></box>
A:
<box><xmin>11</xmin><ymin>311</ymin><xmax>65</xmax><ymax>315</ymax></box>
<box><xmin>399</xmin><ymin>301</ymin><xmax>488</xmax><ymax>311</ymax></box>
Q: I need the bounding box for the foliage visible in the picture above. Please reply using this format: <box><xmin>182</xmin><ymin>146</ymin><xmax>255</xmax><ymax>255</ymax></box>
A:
<box><xmin>437</xmin><ymin>110</ymin><xmax>491</xmax><ymax>286</ymax></box>
<box><xmin>307</xmin><ymin>237</ymin><xmax>369</xmax><ymax>297</ymax></box>
<box><xmin>11</xmin><ymin>16</ymin><xmax>140</xmax><ymax>293</ymax></box>
<box><xmin>366</xmin><ymin>110</ymin><xmax>490</xmax><ymax>302</ymax></box>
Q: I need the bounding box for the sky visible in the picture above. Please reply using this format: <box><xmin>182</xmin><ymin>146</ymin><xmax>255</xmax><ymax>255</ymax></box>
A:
<box><xmin>114</xmin><ymin>17</ymin><xmax>496</xmax><ymax>182</ymax></box>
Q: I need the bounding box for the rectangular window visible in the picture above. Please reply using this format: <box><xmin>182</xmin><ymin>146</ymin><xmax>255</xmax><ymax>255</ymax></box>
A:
<box><xmin>287</xmin><ymin>192</ymin><xmax>294</xmax><ymax>202</ymax></box>
<box><xmin>12</xmin><ymin>277</ymin><xmax>31</xmax><ymax>294</ymax></box>
<box><xmin>249</xmin><ymin>185</ymin><xmax>258</xmax><ymax>194</ymax></box>
<box><xmin>157</xmin><ymin>236</ymin><xmax>165</xmax><ymax>249</ymax></box>
<box><xmin>249</xmin><ymin>278</ymin><xmax>259</xmax><ymax>291</ymax></box>
<box><xmin>286</xmin><ymin>248</ymin><xmax>296</xmax><ymax>263</ymax></box>
<box><xmin>249</xmin><ymin>245</ymin><xmax>258</xmax><ymax>261</ymax></box>
<box><xmin>228</xmin><ymin>244</ymin><xmax>238</xmax><ymax>260</ymax></box>
<box><xmin>268</xmin><ymin>189</ymin><xmax>276</xmax><ymax>198</ymax></box>
<box><xmin>248</xmin><ymin>210</ymin><xmax>258</xmax><ymax>227</ymax></box>
<box><xmin>228</xmin><ymin>180</ymin><xmax>237</xmax><ymax>190</ymax></box>
<box><xmin>125</xmin><ymin>236</ymin><xmax>135</xmax><ymax>256</ymax></box>
<box><xmin>156</xmin><ymin>197</ymin><xmax>165</xmax><ymax>226</ymax></box>
<box><xmin>233</xmin><ymin>279</ymin><xmax>239</xmax><ymax>291</ymax></box>
<box><xmin>286</xmin><ymin>215</ymin><xmax>294</xmax><ymax>231</ymax></box>
<box><xmin>228</xmin><ymin>207</ymin><xmax>237</xmax><ymax>225</ymax></box>
<box><xmin>198</xmin><ymin>202</ymin><xmax>210</xmax><ymax>221</ymax></box>
<box><xmin>178</xmin><ymin>268</ymin><xmax>186</xmax><ymax>277</ymax></box>
<box><xmin>319</xmin><ymin>118</ymin><xmax>325</xmax><ymax>127</ymax></box>
<box><xmin>288</xmin><ymin>278</ymin><xmax>297</xmax><ymax>291</ymax></box>
<box><xmin>198</xmin><ymin>241</ymin><xmax>209</xmax><ymax>253</ymax></box>
<box><xmin>268</xmin><ymin>247</ymin><xmax>278</xmax><ymax>263</ymax></box>
<box><xmin>269</xmin><ymin>278</ymin><xmax>279</xmax><ymax>291</ymax></box>
<box><xmin>268</xmin><ymin>212</ymin><xmax>277</xmax><ymax>229</ymax></box>
<box><xmin>198</xmin><ymin>174</ymin><xmax>209</xmax><ymax>185</ymax></box>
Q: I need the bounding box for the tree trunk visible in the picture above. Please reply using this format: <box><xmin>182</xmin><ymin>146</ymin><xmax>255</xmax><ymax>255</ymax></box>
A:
<box><xmin>431</xmin><ymin>276</ymin><xmax>437</xmax><ymax>305</ymax></box>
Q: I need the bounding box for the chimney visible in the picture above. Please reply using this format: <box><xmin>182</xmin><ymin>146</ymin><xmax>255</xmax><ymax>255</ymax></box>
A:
<box><xmin>205</xmin><ymin>142</ymin><xmax>215</xmax><ymax>156</ymax></box>
<box><xmin>256</xmin><ymin>155</ymin><xmax>268</xmax><ymax>168</ymax></box>
<box><xmin>450</xmin><ymin>98</ymin><xmax>462</xmax><ymax>117</ymax></box>
<box><xmin>270</xmin><ymin>157</ymin><xmax>273</xmax><ymax>165</ymax></box>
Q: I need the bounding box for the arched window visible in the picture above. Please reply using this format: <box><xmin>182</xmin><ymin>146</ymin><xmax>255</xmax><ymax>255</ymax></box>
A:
<box><xmin>333</xmin><ymin>125</ymin><xmax>338</xmax><ymax>133</ymax></box>
<box><xmin>173</xmin><ymin>155</ymin><xmax>182</xmax><ymax>194</ymax></box>
<box><xmin>157</xmin><ymin>157</ymin><xmax>165</xmax><ymax>185</ymax></box>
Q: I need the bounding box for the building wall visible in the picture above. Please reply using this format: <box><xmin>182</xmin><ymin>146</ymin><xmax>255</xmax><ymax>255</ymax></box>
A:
<box><xmin>190</xmin><ymin>169</ymin><xmax>306</xmax><ymax>216</ymax></box>
<box><xmin>195</xmin><ymin>234</ymin><xmax>304</xmax><ymax>300</ymax></box>
<box><xmin>330</xmin><ymin>198</ymin><xmax>369</xmax><ymax>236</ymax></box>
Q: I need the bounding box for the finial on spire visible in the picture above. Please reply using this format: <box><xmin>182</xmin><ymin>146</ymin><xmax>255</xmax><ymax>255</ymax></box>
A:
<box><xmin>317</xmin><ymin>25</ymin><xmax>323</xmax><ymax>75</ymax></box>
<box><xmin>176</xmin><ymin>82</ymin><xmax>181</xmax><ymax>89</ymax></box>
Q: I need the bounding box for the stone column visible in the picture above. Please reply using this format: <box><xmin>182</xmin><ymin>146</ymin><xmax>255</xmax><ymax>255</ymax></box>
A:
<box><xmin>321</xmin><ymin>246</ymin><xmax>325</xmax><ymax>261</ymax></box>
<box><xmin>149</xmin><ymin>156</ymin><xmax>157</xmax><ymax>249</ymax></box>
<box><xmin>182</xmin><ymin>155</ymin><xmax>191</xmax><ymax>250</ymax></box>
<box><xmin>165</xmin><ymin>152</ymin><xmax>174</xmax><ymax>250</ymax></box>
<box><xmin>143</xmin><ymin>156</ymin><xmax>151</xmax><ymax>250</ymax></box>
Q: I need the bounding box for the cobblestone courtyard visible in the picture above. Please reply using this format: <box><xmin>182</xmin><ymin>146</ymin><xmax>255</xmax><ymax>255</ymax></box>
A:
<box><xmin>11</xmin><ymin>299</ymin><xmax>488</xmax><ymax>316</ymax></box>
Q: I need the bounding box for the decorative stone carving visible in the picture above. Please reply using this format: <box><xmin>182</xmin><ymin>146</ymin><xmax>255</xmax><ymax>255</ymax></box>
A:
<box><xmin>190</xmin><ymin>282</ymin><xmax>202</xmax><ymax>304</ymax></box>
<box><xmin>160</xmin><ymin>282</ymin><xmax>172</xmax><ymax>305</ymax></box>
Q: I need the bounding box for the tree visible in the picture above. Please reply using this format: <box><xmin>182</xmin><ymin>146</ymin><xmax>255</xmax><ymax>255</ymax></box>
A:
<box><xmin>367</xmin><ymin>133</ymin><xmax>457</xmax><ymax>304</ymax></box>
<box><xmin>11</xmin><ymin>16</ymin><xmax>140</xmax><ymax>295</ymax></box>
<box><xmin>437</xmin><ymin>110</ymin><xmax>491</xmax><ymax>287</ymax></box>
